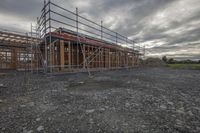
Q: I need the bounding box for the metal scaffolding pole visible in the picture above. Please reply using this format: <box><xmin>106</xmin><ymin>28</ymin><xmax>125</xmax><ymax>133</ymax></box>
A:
<box><xmin>48</xmin><ymin>0</ymin><xmax>52</xmax><ymax>73</ymax></box>
<box><xmin>44</xmin><ymin>0</ymin><xmax>48</xmax><ymax>73</ymax></box>
<box><xmin>101</xmin><ymin>21</ymin><xmax>103</xmax><ymax>40</ymax></box>
<box><xmin>76</xmin><ymin>8</ymin><xmax>79</xmax><ymax>68</ymax></box>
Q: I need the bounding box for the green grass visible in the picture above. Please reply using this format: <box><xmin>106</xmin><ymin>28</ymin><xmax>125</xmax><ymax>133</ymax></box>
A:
<box><xmin>167</xmin><ymin>64</ymin><xmax>200</xmax><ymax>69</ymax></box>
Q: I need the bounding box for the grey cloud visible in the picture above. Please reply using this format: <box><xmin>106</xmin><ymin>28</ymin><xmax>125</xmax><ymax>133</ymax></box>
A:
<box><xmin>0</xmin><ymin>0</ymin><xmax>199</xmax><ymax>60</ymax></box>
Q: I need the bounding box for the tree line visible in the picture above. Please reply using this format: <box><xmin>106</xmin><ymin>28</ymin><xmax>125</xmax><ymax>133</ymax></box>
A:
<box><xmin>162</xmin><ymin>56</ymin><xmax>200</xmax><ymax>64</ymax></box>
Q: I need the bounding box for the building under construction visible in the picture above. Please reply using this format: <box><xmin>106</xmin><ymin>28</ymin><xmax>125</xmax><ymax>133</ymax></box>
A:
<box><xmin>0</xmin><ymin>0</ymin><xmax>143</xmax><ymax>74</ymax></box>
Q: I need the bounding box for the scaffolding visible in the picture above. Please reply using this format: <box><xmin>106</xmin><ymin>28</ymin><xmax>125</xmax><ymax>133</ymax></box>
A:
<box><xmin>0</xmin><ymin>29</ymin><xmax>42</xmax><ymax>71</ymax></box>
<box><xmin>0</xmin><ymin>0</ymin><xmax>144</xmax><ymax>74</ymax></box>
<box><xmin>37</xmin><ymin>0</ymin><xmax>143</xmax><ymax>74</ymax></box>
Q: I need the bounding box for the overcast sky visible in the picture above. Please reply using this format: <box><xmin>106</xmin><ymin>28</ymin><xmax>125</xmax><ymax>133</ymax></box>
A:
<box><xmin>0</xmin><ymin>0</ymin><xmax>199</xmax><ymax>60</ymax></box>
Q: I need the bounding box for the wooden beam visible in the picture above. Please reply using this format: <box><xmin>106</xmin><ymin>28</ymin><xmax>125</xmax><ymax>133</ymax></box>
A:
<box><xmin>60</xmin><ymin>40</ymin><xmax>65</xmax><ymax>70</ymax></box>
<box><xmin>68</xmin><ymin>41</ymin><xmax>71</xmax><ymax>69</ymax></box>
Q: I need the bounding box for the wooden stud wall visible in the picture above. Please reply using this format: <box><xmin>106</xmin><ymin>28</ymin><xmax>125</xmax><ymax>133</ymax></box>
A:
<box><xmin>47</xmin><ymin>39</ymin><xmax>140</xmax><ymax>72</ymax></box>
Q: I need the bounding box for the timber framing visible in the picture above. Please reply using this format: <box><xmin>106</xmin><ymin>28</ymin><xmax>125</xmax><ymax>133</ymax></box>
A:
<box><xmin>0</xmin><ymin>30</ymin><xmax>42</xmax><ymax>70</ymax></box>
<box><xmin>0</xmin><ymin>0</ymin><xmax>144</xmax><ymax>74</ymax></box>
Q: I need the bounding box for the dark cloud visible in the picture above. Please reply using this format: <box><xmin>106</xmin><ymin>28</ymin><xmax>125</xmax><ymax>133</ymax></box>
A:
<box><xmin>0</xmin><ymin>0</ymin><xmax>199</xmax><ymax>60</ymax></box>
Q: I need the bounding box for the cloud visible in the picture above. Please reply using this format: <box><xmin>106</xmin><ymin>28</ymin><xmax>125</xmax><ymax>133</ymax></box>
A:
<box><xmin>0</xmin><ymin>0</ymin><xmax>199</xmax><ymax>60</ymax></box>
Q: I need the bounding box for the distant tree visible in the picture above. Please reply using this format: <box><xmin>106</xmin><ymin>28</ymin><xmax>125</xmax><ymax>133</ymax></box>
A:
<box><xmin>162</xmin><ymin>56</ymin><xmax>167</xmax><ymax>63</ymax></box>
<box><xmin>198</xmin><ymin>60</ymin><xmax>200</xmax><ymax>64</ymax></box>
<box><xmin>139</xmin><ymin>58</ymin><xmax>144</xmax><ymax>65</ymax></box>
<box><xmin>185</xmin><ymin>59</ymin><xmax>192</xmax><ymax>64</ymax></box>
<box><xmin>168</xmin><ymin>58</ymin><xmax>175</xmax><ymax>64</ymax></box>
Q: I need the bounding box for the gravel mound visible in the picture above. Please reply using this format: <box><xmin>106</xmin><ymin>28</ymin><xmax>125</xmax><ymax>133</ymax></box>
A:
<box><xmin>142</xmin><ymin>58</ymin><xmax>165</xmax><ymax>67</ymax></box>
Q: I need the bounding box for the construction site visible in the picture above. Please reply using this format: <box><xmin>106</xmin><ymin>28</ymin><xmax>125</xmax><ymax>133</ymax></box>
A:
<box><xmin>0</xmin><ymin>0</ymin><xmax>142</xmax><ymax>74</ymax></box>
<box><xmin>0</xmin><ymin>0</ymin><xmax>200</xmax><ymax>133</ymax></box>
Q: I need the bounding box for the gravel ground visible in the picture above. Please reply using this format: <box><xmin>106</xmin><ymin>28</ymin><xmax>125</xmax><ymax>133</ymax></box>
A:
<box><xmin>0</xmin><ymin>67</ymin><xmax>200</xmax><ymax>133</ymax></box>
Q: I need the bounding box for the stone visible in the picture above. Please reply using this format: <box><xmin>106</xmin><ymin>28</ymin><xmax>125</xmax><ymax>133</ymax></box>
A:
<box><xmin>36</xmin><ymin>118</ymin><xmax>41</xmax><ymax>121</ymax></box>
<box><xmin>99</xmin><ymin>108</ymin><xmax>105</xmax><ymax>111</ymax></box>
<box><xmin>20</xmin><ymin>105</ymin><xmax>26</xmax><ymax>108</ymax></box>
<box><xmin>187</xmin><ymin>111</ymin><xmax>193</xmax><ymax>116</ymax></box>
<box><xmin>23</xmin><ymin>130</ymin><xmax>33</xmax><ymax>133</ymax></box>
<box><xmin>175</xmin><ymin>119</ymin><xmax>183</xmax><ymax>126</ymax></box>
<box><xmin>167</xmin><ymin>101</ymin><xmax>174</xmax><ymax>105</ymax></box>
<box><xmin>125</xmin><ymin>102</ymin><xmax>130</xmax><ymax>107</ymax></box>
<box><xmin>37</xmin><ymin>126</ymin><xmax>44</xmax><ymax>131</ymax></box>
<box><xmin>86</xmin><ymin>109</ymin><xmax>95</xmax><ymax>113</ymax></box>
<box><xmin>127</xmin><ymin>81</ymin><xmax>131</xmax><ymax>84</ymax></box>
<box><xmin>28</xmin><ymin>102</ymin><xmax>35</xmax><ymax>107</ymax></box>
<box><xmin>78</xmin><ymin>81</ymin><xmax>84</xmax><ymax>84</ymax></box>
<box><xmin>48</xmin><ymin>117</ymin><xmax>52</xmax><ymax>121</ymax></box>
<box><xmin>0</xmin><ymin>84</ymin><xmax>6</xmax><ymax>88</ymax></box>
<box><xmin>160</xmin><ymin>105</ymin><xmax>167</xmax><ymax>109</ymax></box>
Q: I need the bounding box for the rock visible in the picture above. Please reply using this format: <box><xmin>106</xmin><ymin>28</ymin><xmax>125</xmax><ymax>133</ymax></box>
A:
<box><xmin>99</xmin><ymin>108</ymin><xmax>105</xmax><ymax>111</ymax></box>
<box><xmin>89</xmin><ymin>118</ymin><xmax>94</xmax><ymax>124</ymax></box>
<box><xmin>127</xmin><ymin>81</ymin><xmax>131</xmax><ymax>84</ymax></box>
<box><xmin>68</xmin><ymin>111</ymin><xmax>72</xmax><ymax>113</ymax></box>
<box><xmin>23</xmin><ymin>130</ymin><xmax>33</xmax><ymax>133</ymax></box>
<box><xmin>0</xmin><ymin>99</ymin><xmax>3</xmax><ymax>103</ymax></box>
<box><xmin>193</xmin><ymin>107</ymin><xmax>200</xmax><ymax>111</ymax></box>
<box><xmin>122</xmin><ymin>123</ymin><xmax>128</xmax><ymax>126</ymax></box>
<box><xmin>64</xmin><ymin>99</ymin><xmax>68</xmax><ymax>102</ymax></box>
<box><xmin>28</xmin><ymin>102</ymin><xmax>35</xmax><ymax>107</ymax></box>
<box><xmin>176</xmin><ymin>107</ymin><xmax>185</xmax><ymax>114</ymax></box>
<box><xmin>48</xmin><ymin>117</ymin><xmax>52</xmax><ymax>121</ymax></box>
<box><xmin>175</xmin><ymin>119</ymin><xmax>183</xmax><ymax>127</ymax></box>
<box><xmin>27</xmin><ymin>130</ymin><xmax>33</xmax><ymax>133</ymax></box>
<box><xmin>86</xmin><ymin>109</ymin><xmax>95</xmax><ymax>114</ymax></box>
<box><xmin>37</xmin><ymin>126</ymin><xmax>44</xmax><ymax>132</ymax></box>
<box><xmin>167</xmin><ymin>101</ymin><xmax>174</xmax><ymax>106</ymax></box>
<box><xmin>160</xmin><ymin>105</ymin><xmax>167</xmax><ymax>109</ymax></box>
<box><xmin>187</xmin><ymin>111</ymin><xmax>193</xmax><ymax>116</ymax></box>
<box><xmin>20</xmin><ymin>105</ymin><xmax>26</xmax><ymax>108</ymax></box>
<box><xmin>105</xmin><ymin>106</ymin><xmax>109</xmax><ymax>109</ymax></box>
<box><xmin>0</xmin><ymin>84</ymin><xmax>6</xmax><ymax>88</ymax></box>
<box><xmin>125</xmin><ymin>102</ymin><xmax>130</xmax><ymax>107</ymax></box>
<box><xmin>36</xmin><ymin>118</ymin><xmax>41</xmax><ymax>121</ymax></box>
<box><xmin>78</xmin><ymin>81</ymin><xmax>84</xmax><ymax>84</ymax></box>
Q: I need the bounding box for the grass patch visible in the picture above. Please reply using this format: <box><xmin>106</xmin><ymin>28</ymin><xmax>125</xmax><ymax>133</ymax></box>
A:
<box><xmin>167</xmin><ymin>64</ymin><xmax>200</xmax><ymax>69</ymax></box>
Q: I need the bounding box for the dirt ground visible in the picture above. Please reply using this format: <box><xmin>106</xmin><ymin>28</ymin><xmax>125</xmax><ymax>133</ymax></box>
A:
<box><xmin>0</xmin><ymin>67</ymin><xmax>200</xmax><ymax>133</ymax></box>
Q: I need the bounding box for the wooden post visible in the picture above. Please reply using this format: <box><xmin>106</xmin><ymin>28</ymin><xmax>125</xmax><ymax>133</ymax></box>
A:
<box><xmin>108</xmin><ymin>49</ymin><xmax>111</xmax><ymax>68</ymax></box>
<box><xmin>60</xmin><ymin>40</ymin><xmax>65</xmax><ymax>70</ymax></box>
<box><xmin>11</xmin><ymin>48</ymin><xmax>17</xmax><ymax>69</ymax></box>
<box><xmin>83</xmin><ymin>44</ymin><xmax>86</xmax><ymax>69</ymax></box>
<box><xmin>68</xmin><ymin>41</ymin><xmax>71</xmax><ymax>69</ymax></box>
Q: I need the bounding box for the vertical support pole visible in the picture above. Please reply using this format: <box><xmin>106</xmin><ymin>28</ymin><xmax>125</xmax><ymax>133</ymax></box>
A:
<box><xmin>99</xmin><ymin>48</ymin><xmax>100</xmax><ymax>68</ymax></box>
<box><xmin>36</xmin><ymin>17</ymin><xmax>39</xmax><ymax>74</ymax></box>
<box><xmin>132</xmin><ymin>41</ymin><xmax>135</xmax><ymax>67</ymax></box>
<box><xmin>44</xmin><ymin>0</ymin><xmax>48</xmax><ymax>73</ymax></box>
<box><xmin>48</xmin><ymin>0</ymin><xmax>52</xmax><ymax>72</ymax></box>
<box><xmin>76</xmin><ymin>8</ymin><xmax>79</xmax><ymax>68</ymax></box>
<box><xmin>101</xmin><ymin>21</ymin><xmax>103</xmax><ymax>40</ymax></box>
<box><xmin>30</xmin><ymin>23</ymin><xmax>33</xmax><ymax>73</ymax></box>
<box><xmin>115</xmin><ymin>33</ymin><xmax>118</xmax><ymax>68</ymax></box>
<box><xmin>60</xmin><ymin>40</ymin><xmax>65</xmax><ymax>70</ymax></box>
<box><xmin>144</xmin><ymin>45</ymin><xmax>145</xmax><ymax>60</ymax></box>
<box><xmin>126</xmin><ymin>37</ymin><xmax>128</xmax><ymax>67</ymax></box>
<box><xmin>109</xmin><ymin>49</ymin><xmax>111</xmax><ymax>69</ymax></box>
<box><xmin>116</xmin><ymin>32</ymin><xmax>118</xmax><ymax>44</ymax></box>
<box><xmin>83</xmin><ymin>44</ymin><xmax>86</xmax><ymax>69</ymax></box>
<box><xmin>68</xmin><ymin>41</ymin><xmax>71</xmax><ymax>69</ymax></box>
<box><xmin>11</xmin><ymin>48</ymin><xmax>17</xmax><ymax>69</ymax></box>
<box><xmin>71</xmin><ymin>42</ymin><xmax>73</xmax><ymax>68</ymax></box>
